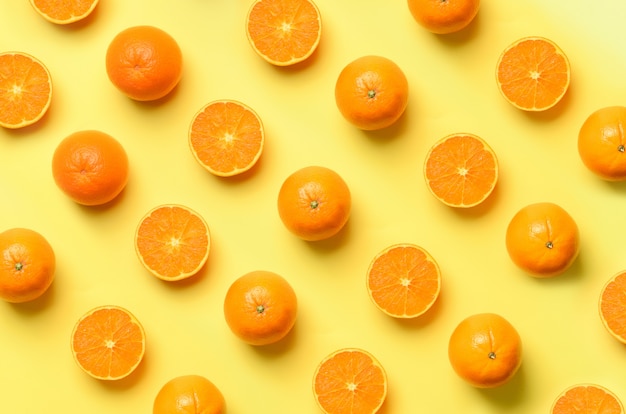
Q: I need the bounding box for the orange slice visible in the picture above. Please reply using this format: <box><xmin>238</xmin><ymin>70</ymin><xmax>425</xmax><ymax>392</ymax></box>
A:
<box><xmin>29</xmin><ymin>0</ymin><xmax>99</xmax><ymax>24</ymax></box>
<box><xmin>70</xmin><ymin>305</ymin><xmax>146</xmax><ymax>380</ymax></box>
<box><xmin>189</xmin><ymin>100</ymin><xmax>264</xmax><ymax>177</ymax></box>
<box><xmin>424</xmin><ymin>133</ymin><xmax>498</xmax><ymax>208</ymax></box>
<box><xmin>246</xmin><ymin>0</ymin><xmax>322</xmax><ymax>66</ymax></box>
<box><xmin>366</xmin><ymin>243</ymin><xmax>441</xmax><ymax>318</ymax></box>
<box><xmin>135</xmin><ymin>204</ymin><xmax>211</xmax><ymax>281</ymax></box>
<box><xmin>551</xmin><ymin>384</ymin><xmax>624</xmax><ymax>414</ymax></box>
<box><xmin>313</xmin><ymin>348</ymin><xmax>387</xmax><ymax>414</ymax></box>
<box><xmin>599</xmin><ymin>271</ymin><xmax>626</xmax><ymax>344</ymax></box>
<box><xmin>0</xmin><ymin>52</ymin><xmax>52</xmax><ymax>129</ymax></box>
<box><xmin>496</xmin><ymin>36</ymin><xmax>570</xmax><ymax>111</ymax></box>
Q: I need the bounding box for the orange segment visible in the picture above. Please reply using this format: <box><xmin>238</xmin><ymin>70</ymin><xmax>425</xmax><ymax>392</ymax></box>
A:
<box><xmin>0</xmin><ymin>52</ymin><xmax>52</xmax><ymax>129</ymax></box>
<box><xmin>189</xmin><ymin>100</ymin><xmax>264</xmax><ymax>177</ymax></box>
<box><xmin>135</xmin><ymin>204</ymin><xmax>211</xmax><ymax>281</ymax></box>
<box><xmin>424</xmin><ymin>133</ymin><xmax>498</xmax><ymax>208</ymax></box>
<box><xmin>70</xmin><ymin>305</ymin><xmax>146</xmax><ymax>381</ymax></box>
<box><xmin>313</xmin><ymin>348</ymin><xmax>387</xmax><ymax>414</ymax></box>
<box><xmin>366</xmin><ymin>243</ymin><xmax>441</xmax><ymax>318</ymax></box>
<box><xmin>599</xmin><ymin>271</ymin><xmax>626</xmax><ymax>344</ymax></box>
<box><xmin>551</xmin><ymin>384</ymin><xmax>624</xmax><ymax>414</ymax></box>
<box><xmin>496</xmin><ymin>36</ymin><xmax>570</xmax><ymax>111</ymax></box>
<box><xmin>246</xmin><ymin>0</ymin><xmax>322</xmax><ymax>66</ymax></box>
<box><xmin>29</xmin><ymin>0</ymin><xmax>99</xmax><ymax>24</ymax></box>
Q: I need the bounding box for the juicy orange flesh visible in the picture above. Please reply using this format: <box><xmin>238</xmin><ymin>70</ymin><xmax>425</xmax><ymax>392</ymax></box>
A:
<box><xmin>314</xmin><ymin>350</ymin><xmax>386</xmax><ymax>414</ymax></box>
<box><xmin>31</xmin><ymin>0</ymin><xmax>97</xmax><ymax>22</ymax></box>
<box><xmin>72</xmin><ymin>307</ymin><xmax>144</xmax><ymax>380</ymax></box>
<box><xmin>0</xmin><ymin>53</ymin><xmax>51</xmax><ymax>127</ymax></box>
<box><xmin>600</xmin><ymin>273</ymin><xmax>626</xmax><ymax>342</ymax></box>
<box><xmin>367</xmin><ymin>245</ymin><xmax>440</xmax><ymax>318</ymax></box>
<box><xmin>136</xmin><ymin>206</ymin><xmax>209</xmax><ymax>279</ymax></box>
<box><xmin>425</xmin><ymin>135</ymin><xmax>497</xmax><ymax>207</ymax></box>
<box><xmin>247</xmin><ymin>0</ymin><xmax>321</xmax><ymax>64</ymax></box>
<box><xmin>552</xmin><ymin>385</ymin><xmax>623</xmax><ymax>414</ymax></box>
<box><xmin>190</xmin><ymin>101</ymin><xmax>263</xmax><ymax>175</ymax></box>
<box><xmin>497</xmin><ymin>38</ymin><xmax>569</xmax><ymax>111</ymax></box>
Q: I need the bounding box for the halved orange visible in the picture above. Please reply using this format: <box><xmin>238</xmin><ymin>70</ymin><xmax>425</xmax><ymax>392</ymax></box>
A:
<box><xmin>599</xmin><ymin>270</ymin><xmax>626</xmax><ymax>344</ymax></box>
<box><xmin>551</xmin><ymin>383</ymin><xmax>624</xmax><ymax>414</ymax></box>
<box><xmin>29</xmin><ymin>0</ymin><xmax>99</xmax><ymax>24</ymax></box>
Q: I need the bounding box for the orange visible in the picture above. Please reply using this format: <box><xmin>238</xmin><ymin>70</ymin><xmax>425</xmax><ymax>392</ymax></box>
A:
<box><xmin>578</xmin><ymin>106</ymin><xmax>626</xmax><ymax>181</ymax></box>
<box><xmin>312</xmin><ymin>348</ymin><xmax>387</xmax><ymax>414</ymax></box>
<box><xmin>423</xmin><ymin>133</ymin><xmax>498</xmax><ymax>208</ymax></box>
<box><xmin>366</xmin><ymin>243</ymin><xmax>441</xmax><ymax>318</ymax></box>
<box><xmin>153</xmin><ymin>374</ymin><xmax>226</xmax><ymax>414</ymax></box>
<box><xmin>29</xmin><ymin>0</ymin><xmax>99</xmax><ymax>24</ymax></box>
<box><xmin>448</xmin><ymin>312</ymin><xmax>522</xmax><ymax>388</ymax></box>
<box><xmin>496</xmin><ymin>36</ymin><xmax>570</xmax><ymax>111</ymax></box>
<box><xmin>277</xmin><ymin>165</ymin><xmax>351</xmax><ymax>241</ymax></box>
<box><xmin>105</xmin><ymin>25</ymin><xmax>183</xmax><ymax>101</ymax></box>
<box><xmin>505</xmin><ymin>202</ymin><xmax>580</xmax><ymax>277</ymax></box>
<box><xmin>70</xmin><ymin>305</ymin><xmax>146</xmax><ymax>380</ymax></box>
<box><xmin>246</xmin><ymin>0</ymin><xmax>321</xmax><ymax>66</ymax></box>
<box><xmin>0</xmin><ymin>228</ymin><xmax>55</xmax><ymax>303</ymax></box>
<box><xmin>0</xmin><ymin>51</ymin><xmax>52</xmax><ymax>129</ymax></box>
<box><xmin>335</xmin><ymin>55</ymin><xmax>409</xmax><ymax>131</ymax></box>
<box><xmin>551</xmin><ymin>384</ymin><xmax>624</xmax><ymax>414</ymax></box>
<box><xmin>189</xmin><ymin>100</ymin><xmax>264</xmax><ymax>177</ymax></box>
<box><xmin>51</xmin><ymin>130</ymin><xmax>129</xmax><ymax>206</ymax></box>
<box><xmin>407</xmin><ymin>0</ymin><xmax>480</xmax><ymax>34</ymax></box>
<box><xmin>223</xmin><ymin>270</ymin><xmax>297</xmax><ymax>346</ymax></box>
<box><xmin>135</xmin><ymin>204</ymin><xmax>211</xmax><ymax>281</ymax></box>
<box><xmin>599</xmin><ymin>270</ymin><xmax>626</xmax><ymax>344</ymax></box>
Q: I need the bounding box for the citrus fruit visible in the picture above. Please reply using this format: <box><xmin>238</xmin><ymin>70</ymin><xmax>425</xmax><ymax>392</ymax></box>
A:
<box><xmin>599</xmin><ymin>270</ymin><xmax>626</xmax><ymax>344</ymax></box>
<box><xmin>366</xmin><ymin>243</ymin><xmax>441</xmax><ymax>318</ymax></box>
<box><xmin>448</xmin><ymin>312</ymin><xmax>522</xmax><ymax>388</ymax></box>
<box><xmin>0</xmin><ymin>51</ymin><xmax>52</xmax><ymax>129</ymax></box>
<box><xmin>277</xmin><ymin>165</ymin><xmax>351</xmax><ymax>241</ymax></box>
<box><xmin>505</xmin><ymin>202</ymin><xmax>580</xmax><ymax>277</ymax></box>
<box><xmin>0</xmin><ymin>228</ymin><xmax>55</xmax><ymax>303</ymax></box>
<box><xmin>496</xmin><ymin>36</ymin><xmax>570</xmax><ymax>111</ymax></box>
<box><xmin>29</xmin><ymin>0</ymin><xmax>99</xmax><ymax>24</ymax></box>
<box><xmin>245</xmin><ymin>0</ymin><xmax>321</xmax><ymax>66</ymax></box>
<box><xmin>335</xmin><ymin>55</ymin><xmax>409</xmax><ymax>131</ymax></box>
<box><xmin>153</xmin><ymin>374</ymin><xmax>226</xmax><ymax>414</ymax></box>
<box><xmin>105</xmin><ymin>25</ymin><xmax>183</xmax><ymax>101</ymax></box>
<box><xmin>223</xmin><ymin>270</ymin><xmax>297</xmax><ymax>346</ymax></box>
<box><xmin>70</xmin><ymin>305</ymin><xmax>146</xmax><ymax>380</ymax></box>
<box><xmin>51</xmin><ymin>130</ymin><xmax>129</xmax><ymax>206</ymax></box>
<box><xmin>407</xmin><ymin>0</ymin><xmax>480</xmax><ymax>34</ymax></box>
<box><xmin>578</xmin><ymin>106</ymin><xmax>626</xmax><ymax>181</ymax></box>
<box><xmin>423</xmin><ymin>133</ymin><xmax>498</xmax><ymax>208</ymax></box>
<box><xmin>313</xmin><ymin>348</ymin><xmax>387</xmax><ymax>414</ymax></box>
<box><xmin>135</xmin><ymin>204</ymin><xmax>210</xmax><ymax>281</ymax></box>
<box><xmin>189</xmin><ymin>99</ymin><xmax>264</xmax><ymax>177</ymax></box>
<box><xmin>551</xmin><ymin>384</ymin><xmax>624</xmax><ymax>414</ymax></box>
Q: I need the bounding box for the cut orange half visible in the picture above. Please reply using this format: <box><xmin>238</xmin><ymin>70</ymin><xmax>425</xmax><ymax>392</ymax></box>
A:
<box><xmin>29</xmin><ymin>0</ymin><xmax>99</xmax><ymax>24</ymax></box>
<box><xmin>599</xmin><ymin>270</ymin><xmax>626</xmax><ymax>344</ymax></box>
<box><xmin>551</xmin><ymin>383</ymin><xmax>624</xmax><ymax>414</ymax></box>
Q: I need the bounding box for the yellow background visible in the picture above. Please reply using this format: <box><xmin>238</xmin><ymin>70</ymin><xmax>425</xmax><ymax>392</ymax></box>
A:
<box><xmin>2</xmin><ymin>0</ymin><xmax>626</xmax><ymax>412</ymax></box>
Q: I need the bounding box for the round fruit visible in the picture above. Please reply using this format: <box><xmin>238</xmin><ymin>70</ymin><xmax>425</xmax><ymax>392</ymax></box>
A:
<box><xmin>153</xmin><ymin>374</ymin><xmax>226</xmax><ymax>414</ymax></box>
<box><xmin>578</xmin><ymin>106</ymin><xmax>626</xmax><ymax>181</ymax></box>
<box><xmin>551</xmin><ymin>383</ymin><xmax>624</xmax><ymax>414</ymax></box>
<box><xmin>407</xmin><ymin>0</ymin><xmax>480</xmax><ymax>34</ymax></box>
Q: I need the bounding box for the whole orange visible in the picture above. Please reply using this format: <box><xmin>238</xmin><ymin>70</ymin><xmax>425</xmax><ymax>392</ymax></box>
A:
<box><xmin>153</xmin><ymin>374</ymin><xmax>226</xmax><ymax>414</ymax></box>
<box><xmin>106</xmin><ymin>25</ymin><xmax>182</xmax><ymax>101</ymax></box>
<box><xmin>335</xmin><ymin>55</ymin><xmax>409</xmax><ymax>131</ymax></box>
<box><xmin>448</xmin><ymin>313</ymin><xmax>522</xmax><ymax>388</ymax></box>
<box><xmin>223</xmin><ymin>270</ymin><xmax>297</xmax><ymax>346</ymax></box>
<box><xmin>0</xmin><ymin>228</ymin><xmax>55</xmax><ymax>303</ymax></box>
<box><xmin>277</xmin><ymin>165</ymin><xmax>351</xmax><ymax>241</ymax></box>
<box><xmin>505</xmin><ymin>202</ymin><xmax>579</xmax><ymax>277</ymax></box>
<box><xmin>578</xmin><ymin>106</ymin><xmax>626</xmax><ymax>181</ymax></box>
<box><xmin>407</xmin><ymin>0</ymin><xmax>480</xmax><ymax>34</ymax></box>
<box><xmin>52</xmin><ymin>130</ymin><xmax>129</xmax><ymax>206</ymax></box>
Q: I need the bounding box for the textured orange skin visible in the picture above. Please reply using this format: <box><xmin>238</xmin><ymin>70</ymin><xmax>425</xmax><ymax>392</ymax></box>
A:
<box><xmin>277</xmin><ymin>166</ymin><xmax>351</xmax><ymax>241</ymax></box>
<box><xmin>223</xmin><ymin>271</ymin><xmax>297</xmax><ymax>346</ymax></box>
<box><xmin>578</xmin><ymin>106</ymin><xmax>626</xmax><ymax>181</ymax></box>
<box><xmin>0</xmin><ymin>228</ymin><xmax>55</xmax><ymax>303</ymax></box>
<box><xmin>335</xmin><ymin>55</ymin><xmax>409</xmax><ymax>131</ymax></box>
<box><xmin>153</xmin><ymin>375</ymin><xmax>226</xmax><ymax>414</ymax></box>
<box><xmin>105</xmin><ymin>25</ymin><xmax>182</xmax><ymax>101</ymax></box>
<box><xmin>407</xmin><ymin>0</ymin><xmax>480</xmax><ymax>34</ymax></box>
<box><xmin>448</xmin><ymin>313</ymin><xmax>522</xmax><ymax>388</ymax></box>
<box><xmin>52</xmin><ymin>130</ymin><xmax>129</xmax><ymax>206</ymax></box>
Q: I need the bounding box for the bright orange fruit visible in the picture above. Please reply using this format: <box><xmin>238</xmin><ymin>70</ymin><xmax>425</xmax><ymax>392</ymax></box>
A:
<box><xmin>29</xmin><ymin>0</ymin><xmax>99</xmax><ymax>24</ymax></box>
<box><xmin>407</xmin><ymin>0</ymin><xmax>480</xmax><ymax>34</ymax></box>
<box><xmin>0</xmin><ymin>51</ymin><xmax>52</xmax><ymax>129</ymax></box>
<box><xmin>599</xmin><ymin>271</ymin><xmax>626</xmax><ymax>344</ymax></box>
<box><xmin>496</xmin><ymin>36</ymin><xmax>570</xmax><ymax>111</ymax></box>
<box><xmin>71</xmin><ymin>305</ymin><xmax>146</xmax><ymax>380</ymax></box>
<box><xmin>246</xmin><ymin>0</ymin><xmax>322</xmax><ymax>66</ymax></box>
<box><xmin>578</xmin><ymin>106</ymin><xmax>626</xmax><ymax>181</ymax></box>
<box><xmin>313</xmin><ymin>348</ymin><xmax>387</xmax><ymax>414</ymax></box>
<box><xmin>153</xmin><ymin>374</ymin><xmax>226</xmax><ymax>414</ymax></box>
<box><xmin>551</xmin><ymin>384</ymin><xmax>624</xmax><ymax>414</ymax></box>
<box><xmin>424</xmin><ymin>133</ymin><xmax>498</xmax><ymax>208</ymax></box>
<box><xmin>189</xmin><ymin>100</ymin><xmax>264</xmax><ymax>177</ymax></box>
<box><xmin>366</xmin><ymin>243</ymin><xmax>441</xmax><ymax>318</ymax></box>
<box><xmin>135</xmin><ymin>204</ymin><xmax>210</xmax><ymax>281</ymax></box>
